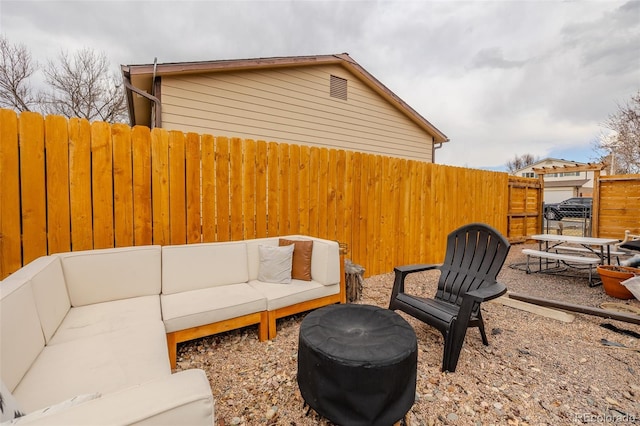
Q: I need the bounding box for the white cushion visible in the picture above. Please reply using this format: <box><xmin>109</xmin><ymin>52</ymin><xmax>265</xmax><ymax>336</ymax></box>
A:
<box><xmin>0</xmin><ymin>278</ymin><xmax>45</xmax><ymax>391</ymax></box>
<box><xmin>56</xmin><ymin>246</ymin><xmax>161</xmax><ymax>307</ymax></box>
<box><xmin>10</xmin><ymin>393</ymin><xmax>100</xmax><ymax>424</ymax></box>
<box><xmin>48</xmin><ymin>296</ymin><xmax>161</xmax><ymax>345</ymax></box>
<box><xmin>13</xmin><ymin>322</ymin><xmax>170</xmax><ymax>412</ymax></box>
<box><xmin>26</xmin><ymin>257</ymin><xmax>71</xmax><ymax>343</ymax></box>
<box><xmin>1</xmin><ymin>380</ymin><xmax>25</xmax><ymax>422</ymax></box>
<box><xmin>162</xmin><ymin>242</ymin><xmax>249</xmax><ymax>294</ymax></box>
<box><xmin>246</xmin><ymin>237</ymin><xmax>279</xmax><ymax>280</ymax></box>
<box><xmin>248</xmin><ymin>280</ymin><xmax>340</xmax><ymax>310</ymax></box>
<box><xmin>304</xmin><ymin>237</ymin><xmax>341</xmax><ymax>286</ymax></box>
<box><xmin>6</xmin><ymin>370</ymin><xmax>213</xmax><ymax>426</ymax></box>
<box><xmin>161</xmin><ymin>283</ymin><xmax>266</xmax><ymax>333</ymax></box>
<box><xmin>257</xmin><ymin>244</ymin><xmax>294</xmax><ymax>284</ymax></box>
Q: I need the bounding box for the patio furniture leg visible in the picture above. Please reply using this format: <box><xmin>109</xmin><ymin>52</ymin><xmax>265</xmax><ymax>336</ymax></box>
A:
<box><xmin>477</xmin><ymin>311</ymin><xmax>489</xmax><ymax>346</ymax></box>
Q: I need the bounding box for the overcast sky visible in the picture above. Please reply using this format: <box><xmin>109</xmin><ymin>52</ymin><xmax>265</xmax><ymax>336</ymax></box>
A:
<box><xmin>1</xmin><ymin>0</ymin><xmax>639</xmax><ymax>170</ymax></box>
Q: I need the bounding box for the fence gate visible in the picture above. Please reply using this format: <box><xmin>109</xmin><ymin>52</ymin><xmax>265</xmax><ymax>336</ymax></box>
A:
<box><xmin>507</xmin><ymin>176</ymin><xmax>542</xmax><ymax>243</ymax></box>
<box><xmin>533</xmin><ymin>163</ymin><xmax>606</xmax><ymax>238</ymax></box>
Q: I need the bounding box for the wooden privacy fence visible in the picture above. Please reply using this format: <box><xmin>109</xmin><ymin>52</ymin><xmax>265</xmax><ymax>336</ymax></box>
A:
<box><xmin>597</xmin><ymin>174</ymin><xmax>640</xmax><ymax>238</ymax></box>
<box><xmin>506</xmin><ymin>176</ymin><xmax>542</xmax><ymax>243</ymax></box>
<box><xmin>1</xmin><ymin>110</ymin><xmax>519</xmax><ymax>280</ymax></box>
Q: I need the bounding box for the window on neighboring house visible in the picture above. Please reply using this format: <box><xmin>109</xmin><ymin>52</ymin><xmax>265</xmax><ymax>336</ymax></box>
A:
<box><xmin>547</xmin><ymin>173</ymin><xmax>558</xmax><ymax>177</ymax></box>
<box><xmin>330</xmin><ymin>75</ymin><xmax>347</xmax><ymax>100</ymax></box>
<box><xmin>521</xmin><ymin>172</ymin><xmax>536</xmax><ymax>178</ymax></box>
<box><xmin>561</xmin><ymin>172</ymin><xmax>580</xmax><ymax>177</ymax></box>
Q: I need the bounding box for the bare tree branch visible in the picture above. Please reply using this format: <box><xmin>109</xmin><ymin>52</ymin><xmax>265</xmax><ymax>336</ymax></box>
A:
<box><xmin>506</xmin><ymin>153</ymin><xmax>537</xmax><ymax>174</ymax></box>
<box><xmin>0</xmin><ymin>36</ymin><xmax>38</xmax><ymax>112</ymax></box>
<box><xmin>596</xmin><ymin>91</ymin><xmax>640</xmax><ymax>174</ymax></box>
<box><xmin>41</xmin><ymin>48</ymin><xmax>127</xmax><ymax>123</ymax></box>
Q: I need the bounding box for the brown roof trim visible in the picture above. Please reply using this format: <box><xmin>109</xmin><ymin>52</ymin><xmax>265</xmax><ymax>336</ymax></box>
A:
<box><xmin>121</xmin><ymin>53</ymin><xmax>449</xmax><ymax>143</ymax></box>
<box><xmin>122</xmin><ymin>54</ymin><xmax>345</xmax><ymax>75</ymax></box>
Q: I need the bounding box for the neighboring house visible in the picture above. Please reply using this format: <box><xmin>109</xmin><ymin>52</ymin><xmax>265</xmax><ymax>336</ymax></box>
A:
<box><xmin>121</xmin><ymin>53</ymin><xmax>448</xmax><ymax>162</ymax></box>
<box><xmin>514</xmin><ymin>158</ymin><xmax>604</xmax><ymax>203</ymax></box>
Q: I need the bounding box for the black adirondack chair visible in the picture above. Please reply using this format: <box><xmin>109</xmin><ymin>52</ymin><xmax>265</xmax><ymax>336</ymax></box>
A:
<box><xmin>389</xmin><ymin>223</ymin><xmax>510</xmax><ymax>372</ymax></box>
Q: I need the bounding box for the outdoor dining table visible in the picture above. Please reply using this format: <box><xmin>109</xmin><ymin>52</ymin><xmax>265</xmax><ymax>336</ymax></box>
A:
<box><xmin>531</xmin><ymin>234</ymin><xmax>621</xmax><ymax>265</ymax></box>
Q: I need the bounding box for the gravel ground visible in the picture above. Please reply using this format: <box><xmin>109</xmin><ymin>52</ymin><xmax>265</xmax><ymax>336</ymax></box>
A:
<box><xmin>176</xmin><ymin>243</ymin><xmax>640</xmax><ymax>425</ymax></box>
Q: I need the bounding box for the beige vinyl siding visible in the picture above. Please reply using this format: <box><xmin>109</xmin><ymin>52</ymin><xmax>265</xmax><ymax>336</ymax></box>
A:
<box><xmin>161</xmin><ymin>64</ymin><xmax>433</xmax><ymax>161</ymax></box>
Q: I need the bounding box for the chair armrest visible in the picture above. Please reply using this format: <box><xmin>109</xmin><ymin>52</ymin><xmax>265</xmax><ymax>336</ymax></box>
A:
<box><xmin>389</xmin><ymin>264</ymin><xmax>441</xmax><ymax>309</ymax></box>
<box><xmin>464</xmin><ymin>282</ymin><xmax>507</xmax><ymax>303</ymax></box>
<box><xmin>394</xmin><ymin>264</ymin><xmax>440</xmax><ymax>274</ymax></box>
<box><xmin>15</xmin><ymin>370</ymin><xmax>214</xmax><ymax>426</ymax></box>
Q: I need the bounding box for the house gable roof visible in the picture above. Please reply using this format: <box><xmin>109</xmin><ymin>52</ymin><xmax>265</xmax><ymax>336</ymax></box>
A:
<box><xmin>121</xmin><ymin>53</ymin><xmax>448</xmax><ymax>143</ymax></box>
<box><xmin>514</xmin><ymin>158</ymin><xmax>586</xmax><ymax>174</ymax></box>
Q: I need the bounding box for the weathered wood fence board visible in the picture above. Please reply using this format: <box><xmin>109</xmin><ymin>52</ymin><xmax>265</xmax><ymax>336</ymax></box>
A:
<box><xmin>2</xmin><ymin>110</ymin><xmax>542</xmax><ymax>279</ymax></box>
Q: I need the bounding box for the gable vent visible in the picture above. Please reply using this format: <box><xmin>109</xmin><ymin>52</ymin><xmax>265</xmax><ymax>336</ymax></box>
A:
<box><xmin>330</xmin><ymin>75</ymin><xmax>347</xmax><ymax>100</ymax></box>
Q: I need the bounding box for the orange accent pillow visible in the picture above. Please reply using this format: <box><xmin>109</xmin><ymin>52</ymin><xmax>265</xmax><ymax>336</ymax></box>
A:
<box><xmin>279</xmin><ymin>239</ymin><xmax>313</xmax><ymax>281</ymax></box>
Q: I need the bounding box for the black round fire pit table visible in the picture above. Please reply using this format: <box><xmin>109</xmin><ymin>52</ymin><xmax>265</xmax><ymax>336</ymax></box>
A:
<box><xmin>297</xmin><ymin>304</ymin><xmax>418</xmax><ymax>426</ymax></box>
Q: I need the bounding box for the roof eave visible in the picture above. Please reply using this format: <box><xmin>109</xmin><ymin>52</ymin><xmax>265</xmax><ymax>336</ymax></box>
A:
<box><xmin>333</xmin><ymin>53</ymin><xmax>449</xmax><ymax>143</ymax></box>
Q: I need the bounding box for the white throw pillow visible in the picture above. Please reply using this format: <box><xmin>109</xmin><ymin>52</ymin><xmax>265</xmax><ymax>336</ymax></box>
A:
<box><xmin>1</xmin><ymin>380</ymin><xmax>24</xmax><ymax>422</ymax></box>
<box><xmin>258</xmin><ymin>244</ymin><xmax>294</xmax><ymax>284</ymax></box>
<box><xmin>8</xmin><ymin>393</ymin><xmax>101</xmax><ymax>424</ymax></box>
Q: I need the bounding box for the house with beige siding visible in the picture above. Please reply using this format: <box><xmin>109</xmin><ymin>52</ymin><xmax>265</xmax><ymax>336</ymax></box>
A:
<box><xmin>121</xmin><ymin>53</ymin><xmax>448</xmax><ymax>162</ymax></box>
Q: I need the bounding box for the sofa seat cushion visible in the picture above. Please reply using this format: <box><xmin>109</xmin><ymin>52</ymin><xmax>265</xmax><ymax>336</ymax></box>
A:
<box><xmin>12</xmin><ymin>321</ymin><xmax>170</xmax><ymax>413</ymax></box>
<box><xmin>248</xmin><ymin>280</ymin><xmax>340</xmax><ymax>311</ymax></box>
<box><xmin>161</xmin><ymin>283</ymin><xmax>267</xmax><ymax>333</ymax></box>
<box><xmin>47</xmin><ymin>296</ymin><xmax>162</xmax><ymax>345</ymax></box>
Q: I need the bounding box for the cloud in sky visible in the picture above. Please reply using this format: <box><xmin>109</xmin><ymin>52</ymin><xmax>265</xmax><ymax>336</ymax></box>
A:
<box><xmin>1</xmin><ymin>0</ymin><xmax>638</xmax><ymax>170</ymax></box>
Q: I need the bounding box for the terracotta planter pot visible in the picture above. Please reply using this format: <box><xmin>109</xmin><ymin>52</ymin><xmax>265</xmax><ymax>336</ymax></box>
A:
<box><xmin>596</xmin><ymin>265</ymin><xmax>640</xmax><ymax>299</ymax></box>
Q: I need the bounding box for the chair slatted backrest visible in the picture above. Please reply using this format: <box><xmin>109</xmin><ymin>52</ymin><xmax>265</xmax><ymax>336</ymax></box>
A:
<box><xmin>435</xmin><ymin>223</ymin><xmax>510</xmax><ymax>307</ymax></box>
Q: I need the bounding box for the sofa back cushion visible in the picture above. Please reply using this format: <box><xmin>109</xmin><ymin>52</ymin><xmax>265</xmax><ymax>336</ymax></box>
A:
<box><xmin>57</xmin><ymin>246</ymin><xmax>161</xmax><ymax>307</ymax></box>
<box><xmin>16</xmin><ymin>256</ymin><xmax>71</xmax><ymax>344</ymax></box>
<box><xmin>162</xmin><ymin>241</ymin><xmax>249</xmax><ymax>295</ymax></box>
<box><xmin>306</xmin><ymin>237</ymin><xmax>341</xmax><ymax>285</ymax></box>
<box><xmin>0</xmin><ymin>276</ymin><xmax>45</xmax><ymax>391</ymax></box>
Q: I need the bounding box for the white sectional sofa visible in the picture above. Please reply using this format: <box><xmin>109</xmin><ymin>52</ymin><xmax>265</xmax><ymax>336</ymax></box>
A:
<box><xmin>0</xmin><ymin>235</ymin><xmax>344</xmax><ymax>425</ymax></box>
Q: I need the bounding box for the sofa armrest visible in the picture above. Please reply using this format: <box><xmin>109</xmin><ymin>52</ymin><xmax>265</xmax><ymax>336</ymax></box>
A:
<box><xmin>306</xmin><ymin>237</ymin><xmax>340</xmax><ymax>285</ymax></box>
<box><xmin>15</xmin><ymin>370</ymin><xmax>214</xmax><ymax>425</ymax></box>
